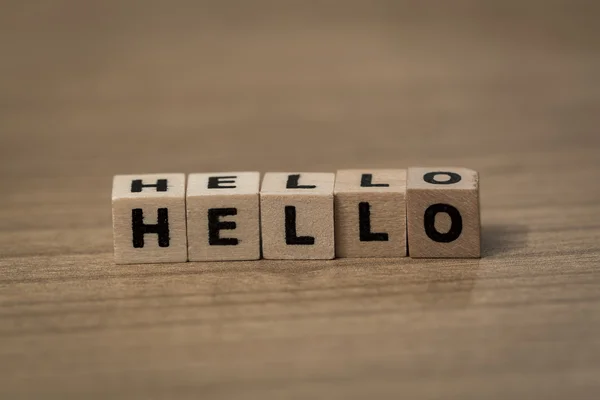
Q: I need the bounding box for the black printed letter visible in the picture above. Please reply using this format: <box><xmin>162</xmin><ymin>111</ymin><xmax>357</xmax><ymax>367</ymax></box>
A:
<box><xmin>131</xmin><ymin>208</ymin><xmax>170</xmax><ymax>248</ymax></box>
<box><xmin>423</xmin><ymin>172</ymin><xmax>462</xmax><ymax>185</ymax></box>
<box><xmin>285</xmin><ymin>206</ymin><xmax>315</xmax><ymax>245</ymax></box>
<box><xmin>131</xmin><ymin>179</ymin><xmax>167</xmax><ymax>192</ymax></box>
<box><xmin>424</xmin><ymin>204</ymin><xmax>462</xmax><ymax>243</ymax></box>
<box><xmin>208</xmin><ymin>208</ymin><xmax>239</xmax><ymax>246</ymax></box>
<box><xmin>208</xmin><ymin>176</ymin><xmax>237</xmax><ymax>189</ymax></box>
<box><xmin>286</xmin><ymin>174</ymin><xmax>316</xmax><ymax>189</ymax></box>
<box><xmin>359</xmin><ymin>202</ymin><xmax>389</xmax><ymax>241</ymax></box>
<box><xmin>360</xmin><ymin>174</ymin><xmax>389</xmax><ymax>187</ymax></box>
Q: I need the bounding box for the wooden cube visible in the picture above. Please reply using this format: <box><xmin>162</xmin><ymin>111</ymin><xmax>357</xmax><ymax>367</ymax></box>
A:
<box><xmin>187</xmin><ymin>172</ymin><xmax>261</xmax><ymax>261</ymax></box>
<box><xmin>112</xmin><ymin>173</ymin><xmax>188</xmax><ymax>264</ymax></box>
<box><xmin>260</xmin><ymin>173</ymin><xmax>335</xmax><ymax>259</ymax></box>
<box><xmin>407</xmin><ymin>167</ymin><xmax>481</xmax><ymax>258</ymax></box>
<box><xmin>334</xmin><ymin>169</ymin><xmax>407</xmax><ymax>258</ymax></box>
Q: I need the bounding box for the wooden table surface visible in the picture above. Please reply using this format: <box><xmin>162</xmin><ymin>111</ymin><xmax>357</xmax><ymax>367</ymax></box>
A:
<box><xmin>1</xmin><ymin>1</ymin><xmax>599</xmax><ymax>399</ymax></box>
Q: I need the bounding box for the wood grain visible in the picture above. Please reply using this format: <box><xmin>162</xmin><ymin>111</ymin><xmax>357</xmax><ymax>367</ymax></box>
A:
<box><xmin>1</xmin><ymin>1</ymin><xmax>599</xmax><ymax>398</ymax></box>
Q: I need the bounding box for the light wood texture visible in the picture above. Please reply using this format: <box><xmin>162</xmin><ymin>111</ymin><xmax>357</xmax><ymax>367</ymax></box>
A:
<box><xmin>112</xmin><ymin>173</ymin><xmax>188</xmax><ymax>264</ymax></box>
<box><xmin>407</xmin><ymin>167</ymin><xmax>481</xmax><ymax>258</ymax></box>
<box><xmin>187</xmin><ymin>172</ymin><xmax>261</xmax><ymax>261</ymax></box>
<box><xmin>1</xmin><ymin>1</ymin><xmax>600</xmax><ymax>399</ymax></box>
<box><xmin>334</xmin><ymin>169</ymin><xmax>407</xmax><ymax>258</ymax></box>
<box><xmin>260</xmin><ymin>173</ymin><xmax>335</xmax><ymax>259</ymax></box>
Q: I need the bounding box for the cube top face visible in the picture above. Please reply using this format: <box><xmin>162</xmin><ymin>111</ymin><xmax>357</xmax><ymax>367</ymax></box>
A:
<box><xmin>112</xmin><ymin>174</ymin><xmax>186</xmax><ymax>200</ymax></box>
<box><xmin>187</xmin><ymin>172</ymin><xmax>260</xmax><ymax>197</ymax></box>
<box><xmin>261</xmin><ymin>173</ymin><xmax>335</xmax><ymax>195</ymax></box>
<box><xmin>334</xmin><ymin>169</ymin><xmax>407</xmax><ymax>194</ymax></box>
<box><xmin>407</xmin><ymin>167</ymin><xmax>478</xmax><ymax>191</ymax></box>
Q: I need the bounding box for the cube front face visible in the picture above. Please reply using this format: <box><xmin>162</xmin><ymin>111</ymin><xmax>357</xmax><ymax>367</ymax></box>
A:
<box><xmin>334</xmin><ymin>169</ymin><xmax>407</xmax><ymax>258</ymax></box>
<box><xmin>112</xmin><ymin>174</ymin><xmax>188</xmax><ymax>264</ymax></box>
<box><xmin>407</xmin><ymin>167</ymin><xmax>481</xmax><ymax>258</ymax></box>
<box><xmin>260</xmin><ymin>173</ymin><xmax>335</xmax><ymax>260</ymax></box>
<box><xmin>187</xmin><ymin>172</ymin><xmax>260</xmax><ymax>261</ymax></box>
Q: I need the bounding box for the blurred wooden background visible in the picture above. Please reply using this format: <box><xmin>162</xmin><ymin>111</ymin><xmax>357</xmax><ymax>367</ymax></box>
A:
<box><xmin>1</xmin><ymin>1</ymin><xmax>599</xmax><ymax>399</ymax></box>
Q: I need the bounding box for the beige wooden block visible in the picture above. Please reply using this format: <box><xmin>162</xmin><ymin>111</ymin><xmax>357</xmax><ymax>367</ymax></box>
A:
<box><xmin>334</xmin><ymin>169</ymin><xmax>407</xmax><ymax>258</ymax></box>
<box><xmin>260</xmin><ymin>173</ymin><xmax>335</xmax><ymax>260</ymax></box>
<box><xmin>187</xmin><ymin>172</ymin><xmax>260</xmax><ymax>261</ymax></box>
<box><xmin>407</xmin><ymin>167</ymin><xmax>481</xmax><ymax>258</ymax></box>
<box><xmin>112</xmin><ymin>173</ymin><xmax>188</xmax><ymax>264</ymax></box>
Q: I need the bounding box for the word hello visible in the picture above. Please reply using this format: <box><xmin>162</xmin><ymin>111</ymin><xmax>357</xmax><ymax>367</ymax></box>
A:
<box><xmin>112</xmin><ymin>168</ymin><xmax>481</xmax><ymax>264</ymax></box>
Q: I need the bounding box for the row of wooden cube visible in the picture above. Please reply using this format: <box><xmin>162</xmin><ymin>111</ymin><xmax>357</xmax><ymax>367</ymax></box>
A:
<box><xmin>112</xmin><ymin>168</ymin><xmax>480</xmax><ymax>264</ymax></box>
